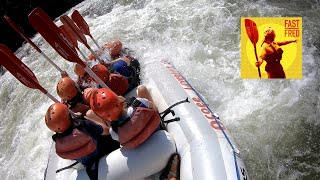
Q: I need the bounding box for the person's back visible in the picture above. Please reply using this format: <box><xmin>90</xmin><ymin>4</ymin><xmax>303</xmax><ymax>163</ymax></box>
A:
<box><xmin>56</xmin><ymin>77</ymin><xmax>91</xmax><ymax>114</ymax></box>
<box><xmin>45</xmin><ymin>102</ymin><xmax>119</xmax><ymax>179</ymax></box>
<box><xmin>91</xmin><ymin>64</ymin><xmax>130</xmax><ymax>95</ymax></box>
<box><xmin>74</xmin><ymin>63</ymin><xmax>97</xmax><ymax>91</ymax></box>
<box><xmin>90</xmin><ymin>86</ymin><xmax>160</xmax><ymax>149</ymax></box>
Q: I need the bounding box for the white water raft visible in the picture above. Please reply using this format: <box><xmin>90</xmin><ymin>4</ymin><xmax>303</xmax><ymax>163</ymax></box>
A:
<box><xmin>44</xmin><ymin>60</ymin><xmax>249</xmax><ymax>180</ymax></box>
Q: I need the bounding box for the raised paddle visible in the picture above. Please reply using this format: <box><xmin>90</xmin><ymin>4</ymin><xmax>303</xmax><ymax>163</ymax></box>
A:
<box><xmin>29</xmin><ymin>8</ymin><xmax>79</xmax><ymax>64</ymax></box>
<box><xmin>244</xmin><ymin>19</ymin><xmax>261</xmax><ymax>78</ymax></box>
<box><xmin>60</xmin><ymin>15</ymin><xmax>104</xmax><ymax>64</ymax></box>
<box><xmin>0</xmin><ymin>44</ymin><xmax>78</xmax><ymax>117</ymax></box>
<box><xmin>71</xmin><ymin>10</ymin><xmax>101</xmax><ymax>49</ymax></box>
<box><xmin>59</xmin><ymin>24</ymin><xmax>79</xmax><ymax>50</ymax></box>
<box><xmin>4</xmin><ymin>15</ymin><xmax>65</xmax><ymax>74</ymax></box>
<box><xmin>0</xmin><ymin>44</ymin><xmax>58</xmax><ymax>102</ymax></box>
<box><xmin>28</xmin><ymin>8</ymin><xmax>109</xmax><ymax>89</ymax></box>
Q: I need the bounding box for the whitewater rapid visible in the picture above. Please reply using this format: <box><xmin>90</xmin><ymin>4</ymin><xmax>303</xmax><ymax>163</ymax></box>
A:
<box><xmin>0</xmin><ymin>0</ymin><xmax>319</xmax><ymax>179</ymax></box>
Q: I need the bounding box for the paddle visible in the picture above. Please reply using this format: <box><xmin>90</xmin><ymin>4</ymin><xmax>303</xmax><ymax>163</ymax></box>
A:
<box><xmin>244</xmin><ymin>19</ymin><xmax>261</xmax><ymax>78</ymax></box>
<box><xmin>0</xmin><ymin>44</ymin><xmax>58</xmax><ymax>102</ymax></box>
<box><xmin>60</xmin><ymin>15</ymin><xmax>104</xmax><ymax>64</ymax></box>
<box><xmin>28</xmin><ymin>8</ymin><xmax>109</xmax><ymax>89</ymax></box>
<box><xmin>71</xmin><ymin>10</ymin><xmax>101</xmax><ymax>49</ymax></box>
<box><xmin>59</xmin><ymin>24</ymin><xmax>79</xmax><ymax>50</ymax></box>
<box><xmin>4</xmin><ymin>15</ymin><xmax>65</xmax><ymax>74</ymax></box>
<box><xmin>0</xmin><ymin>44</ymin><xmax>79</xmax><ymax>116</ymax></box>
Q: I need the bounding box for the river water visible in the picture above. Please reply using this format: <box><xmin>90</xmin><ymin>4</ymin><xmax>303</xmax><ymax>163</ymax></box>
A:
<box><xmin>0</xmin><ymin>0</ymin><xmax>319</xmax><ymax>179</ymax></box>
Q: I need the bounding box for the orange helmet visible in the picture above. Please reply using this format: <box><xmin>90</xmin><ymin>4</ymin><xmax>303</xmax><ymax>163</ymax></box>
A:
<box><xmin>264</xmin><ymin>27</ymin><xmax>275</xmax><ymax>39</ymax></box>
<box><xmin>88</xmin><ymin>50</ymin><xmax>103</xmax><ymax>60</ymax></box>
<box><xmin>88</xmin><ymin>53</ymin><xmax>95</xmax><ymax>60</ymax></box>
<box><xmin>91</xmin><ymin>64</ymin><xmax>110</xmax><ymax>83</ymax></box>
<box><xmin>90</xmin><ymin>88</ymin><xmax>123</xmax><ymax>122</ymax></box>
<box><xmin>104</xmin><ymin>40</ymin><xmax>122</xmax><ymax>56</ymax></box>
<box><xmin>74</xmin><ymin>63</ymin><xmax>86</xmax><ymax>77</ymax></box>
<box><xmin>45</xmin><ymin>103</ymin><xmax>71</xmax><ymax>133</ymax></box>
<box><xmin>57</xmin><ymin>77</ymin><xmax>78</xmax><ymax>101</ymax></box>
<box><xmin>82</xmin><ymin>88</ymin><xmax>97</xmax><ymax>105</ymax></box>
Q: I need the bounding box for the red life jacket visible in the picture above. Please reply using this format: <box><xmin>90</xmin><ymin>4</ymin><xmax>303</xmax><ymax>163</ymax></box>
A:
<box><xmin>66</xmin><ymin>93</ymin><xmax>90</xmax><ymax>114</ymax></box>
<box><xmin>118</xmin><ymin>107</ymin><xmax>160</xmax><ymax>149</ymax></box>
<box><xmin>77</xmin><ymin>73</ymin><xmax>94</xmax><ymax>90</ymax></box>
<box><xmin>107</xmin><ymin>73</ymin><xmax>129</xmax><ymax>95</ymax></box>
<box><xmin>55</xmin><ymin>128</ymin><xmax>97</xmax><ymax>160</ymax></box>
<box><xmin>70</xmin><ymin>103</ymin><xmax>90</xmax><ymax>115</ymax></box>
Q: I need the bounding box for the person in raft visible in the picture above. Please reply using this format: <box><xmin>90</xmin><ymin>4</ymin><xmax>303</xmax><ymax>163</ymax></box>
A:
<box><xmin>103</xmin><ymin>55</ymin><xmax>141</xmax><ymax>90</ymax></box>
<box><xmin>45</xmin><ymin>102</ymin><xmax>119</xmax><ymax>180</ymax></box>
<box><xmin>73</xmin><ymin>62</ymin><xmax>98</xmax><ymax>91</ymax></box>
<box><xmin>103</xmin><ymin>40</ymin><xmax>141</xmax><ymax>86</ymax></box>
<box><xmin>89</xmin><ymin>39</ymin><xmax>133</xmax><ymax>60</ymax></box>
<box><xmin>91</xmin><ymin>63</ymin><xmax>138</xmax><ymax>95</ymax></box>
<box><xmin>56</xmin><ymin>77</ymin><xmax>97</xmax><ymax>115</ymax></box>
<box><xmin>255</xmin><ymin>27</ymin><xmax>297</xmax><ymax>78</ymax></box>
<box><xmin>88</xmin><ymin>85</ymin><xmax>181</xmax><ymax>179</ymax></box>
<box><xmin>88</xmin><ymin>40</ymin><xmax>141</xmax><ymax>86</ymax></box>
<box><xmin>89</xmin><ymin>85</ymin><xmax>158</xmax><ymax>149</ymax></box>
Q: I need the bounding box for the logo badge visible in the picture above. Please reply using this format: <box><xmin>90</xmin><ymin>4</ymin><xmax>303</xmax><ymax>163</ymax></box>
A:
<box><xmin>241</xmin><ymin>17</ymin><xmax>302</xmax><ymax>79</ymax></box>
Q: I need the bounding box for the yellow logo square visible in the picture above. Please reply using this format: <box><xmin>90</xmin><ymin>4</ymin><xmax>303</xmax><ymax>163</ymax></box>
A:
<box><xmin>241</xmin><ymin>17</ymin><xmax>302</xmax><ymax>79</ymax></box>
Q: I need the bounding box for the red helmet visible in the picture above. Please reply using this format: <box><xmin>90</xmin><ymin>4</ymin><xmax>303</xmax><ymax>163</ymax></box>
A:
<box><xmin>74</xmin><ymin>62</ymin><xmax>86</xmax><ymax>77</ymax></box>
<box><xmin>82</xmin><ymin>88</ymin><xmax>97</xmax><ymax>105</ymax></box>
<box><xmin>90</xmin><ymin>88</ymin><xmax>123</xmax><ymax>122</ymax></box>
<box><xmin>91</xmin><ymin>64</ymin><xmax>110</xmax><ymax>83</ymax></box>
<box><xmin>45</xmin><ymin>103</ymin><xmax>71</xmax><ymax>133</ymax></box>
<box><xmin>104</xmin><ymin>40</ymin><xmax>122</xmax><ymax>56</ymax></box>
<box><xmin>57</xmin><ymin>77</ymin><xmax>78</xmax><ymax>101</ymax></box>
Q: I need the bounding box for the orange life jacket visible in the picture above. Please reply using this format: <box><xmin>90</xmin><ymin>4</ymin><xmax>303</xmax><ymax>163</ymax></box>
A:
<box><xmin>70</xmin><ymin>102</ymin><xmax>90</xmax><ymax>114</ymax></box>
<box><xmin>112</xmin><ymin>98</ymin><xmax>160</xmax><ymax>149</ymax></box>
<box><xmin>66</xmin><ymin>93</ymin><xmax>90</xmax><ymax>114</ymax></box>
<box><xmin>54</xmin><ymin>128</ymin><xmax>97</xmax><ymax>160</ymax></box>
<box><xmin>107</xmin><ymin>73</ymin><xmax>129</xmax><ymax>95</ymax></box>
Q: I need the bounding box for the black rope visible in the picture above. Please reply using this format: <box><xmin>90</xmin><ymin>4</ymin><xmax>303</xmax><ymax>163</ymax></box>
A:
<box><xmin>159</xmin><ymin>98</ymin><xmax>189</xmax><ymax>120</ymax></box>
<box><xmin>159</xmin><ymin>98</ymin><xmax>190</xmax><ymax>127</ymax></box>
<box><xmin>56</xmin><ymin>161</ymin><xmax>79</xmax><ymax>173</ymax></box>
<box><xmin>163</xmin><ymin>117</ymin><xmax>180</xmax><ymax>124</ymax></box>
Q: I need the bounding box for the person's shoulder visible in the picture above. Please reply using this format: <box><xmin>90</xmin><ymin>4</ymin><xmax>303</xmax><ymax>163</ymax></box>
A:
<box><xmin>82</xmin><ymin>118</ymin><xmax>104</xmax><ymax>135</ymax></box>
<box><xmin>261</xmin><ymin>42</ymin><xmax>269</xmax><ymax>48</ymax></box>
<box><xmin>82</xmin><ymin>118</ymin><xmax>101</xmax><ymax>129</ymax></box>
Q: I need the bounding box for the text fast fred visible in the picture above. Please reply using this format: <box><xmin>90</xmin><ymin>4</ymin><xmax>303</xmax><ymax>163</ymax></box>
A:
<box><xmin>284</xmin><ymin>19</ymin><xmax>300</xmax><ymax>37</ymax></box>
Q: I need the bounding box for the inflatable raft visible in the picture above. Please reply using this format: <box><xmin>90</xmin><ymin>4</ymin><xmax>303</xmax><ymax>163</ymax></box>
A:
<box><xmin>44</xmin><ymin>60</ymin><xmax>249</xmax><ymax>180</ymax></box>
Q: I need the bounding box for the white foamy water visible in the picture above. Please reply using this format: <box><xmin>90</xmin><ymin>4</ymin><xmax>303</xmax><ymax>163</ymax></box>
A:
<box><xmin>0</xmin><ymin>0</ymin><xmax>319</xmax><ymax>179</ymax></box>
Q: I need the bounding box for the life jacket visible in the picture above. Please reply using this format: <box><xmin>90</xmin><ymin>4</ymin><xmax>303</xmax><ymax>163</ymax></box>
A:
<box><xmin>112</xmin><ymin>58</ymin><xmax>140</xmax><ymax>93</ymax></box>
<box><xmin>107</xmin><ymin>73</ymin><xmax>129</xmax><ymax>95</ymax></box>
<box><xmin>65</xmin><ymin>92</ymin><xmax>90</xmax><ymax>114</ymax></box>
<box><xmin>111</xmin><ymin>97</ymin><xmax>160</xmax><ymax>149</ymax></box>
<box><xmin>53</xmin><ymin>119</ymin><xmax>97</xmax><ymax>160</ymax></box>
<box><xmin>70</xmin><ymin>103</ymin><xmax>90</xmax><ymax>114</ymax></box>
<box><xmin>262</xmin><ymin>42</ymin><xmax>284</xmax><ymax>72</ymax></box>
<box><xmin>77</xmin><ymin>73</ymin><xmax>95</xmax><ymax>91</ymax></box>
